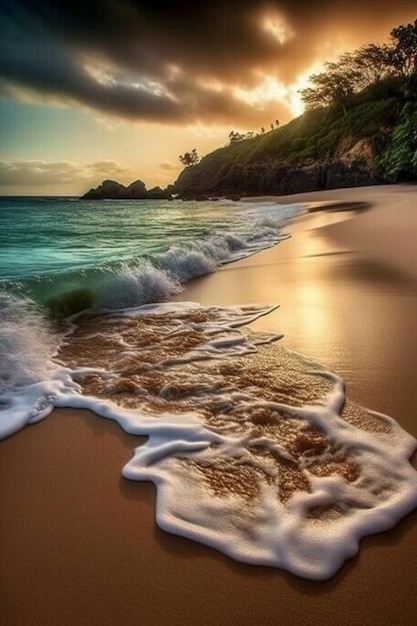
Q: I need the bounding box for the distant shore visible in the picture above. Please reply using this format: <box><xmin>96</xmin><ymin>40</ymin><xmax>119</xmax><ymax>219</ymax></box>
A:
<box><xmin>2</xmin><ymin>184</ymin><xmax>417</xmax><ymax>625</ymax></box>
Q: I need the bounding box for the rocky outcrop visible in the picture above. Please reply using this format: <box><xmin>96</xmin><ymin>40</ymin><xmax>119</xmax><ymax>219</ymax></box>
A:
<box><xmin>82</xmin><ymin>179</ymin><xmax>171</xmax><ymax>200</ymax></box>
<box><xmin>172</xmin><ymin>136</ymin><xmax>385</xmax><ymax>199</ymax></box>
<box><xmin>173</xmin><ymin>161</ymin><xmax>377</xmax><ymax>198</ymax></box>
<box><xmin>147</xmin><ymin>186</ymin><xmax>170</xmax><ymax>199</ymax></box>
<box><xmin>125</xmin><ymin>179</ymin><xmax>147</xmax><ymax>198</ymax></box>
<box><xmin>82</xmin><ymin>179</ymin><xmax>128</xmax><ymax>199</ymax></box>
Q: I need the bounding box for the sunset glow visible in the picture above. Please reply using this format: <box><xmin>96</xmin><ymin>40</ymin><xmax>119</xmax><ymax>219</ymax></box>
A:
<box><xmin>261</xmin><ymin>13</ymin><xmax>294</xmax><ymax>44</ymax></box>
<box><xmin>234</xmin><ymin>76</ymin><xmax>288</xmax><ymax>107</ymax></box>
<box><xmin>1</xmin><ymin>1</ymin><xmax>417</xmax><ymax>194</ymax></box>
<box><xmin>234</xmin><ymin>61</ymin><xmax>326</xmax><ymax>119</ymax></box>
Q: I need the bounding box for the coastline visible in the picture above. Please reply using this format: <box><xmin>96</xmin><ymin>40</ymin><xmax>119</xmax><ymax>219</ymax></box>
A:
<box><xmin>2</xmin><ymin>184</ymin><xmax>417</xmax><ymax>624</ymax></box>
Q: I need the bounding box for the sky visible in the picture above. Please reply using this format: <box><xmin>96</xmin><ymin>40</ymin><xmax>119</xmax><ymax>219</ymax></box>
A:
<box><xmin>1</xmin><ymin>0</ymin><xmax>417</xmax><ymax>195</ymax></box>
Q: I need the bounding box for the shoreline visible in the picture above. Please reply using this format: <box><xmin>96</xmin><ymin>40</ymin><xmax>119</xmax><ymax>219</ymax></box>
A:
<box><xmin>2</xmin><ymin>184</ymin><xmax>417</xmax><ymax>624</ymax></box>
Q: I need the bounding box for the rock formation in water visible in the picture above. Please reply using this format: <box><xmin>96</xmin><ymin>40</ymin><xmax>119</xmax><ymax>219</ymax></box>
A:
<box><xmin>82</xmin><ymin>179</ymin><xmax>171</xmax><ymax>200</ymax></box>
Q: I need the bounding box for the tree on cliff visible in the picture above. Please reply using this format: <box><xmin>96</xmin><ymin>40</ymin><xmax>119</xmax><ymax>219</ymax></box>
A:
<box><xmin>389</xmin><ymin>19</ymin><xmax>417</xmax><ymax>78</ymax></box>
<box><xmin>229</xmin><ymin>130</ymin><xmax>245</xmax><ymax>143</ymax></box>
<box><xmin>179</xmin><ymin>148</ymin><xmax>200</xmax><ymax>167</ymax></box>
<box><xmin>228</xmin><ymin>130</ymin><xmax>257</xmax><ymax>144</ymax></box>
<box><xmin>300</xmin><ymin>19</ymin><xmax>417</xmax><ymax>114</ymax></box>
<box><xmin>341</xmin><ymin>44</ymin><xmax>393</xmax><ymax>88</ymax></box>
<box><xmin>299</xmin><ymin>62</ymin><xmax>361</xmax><ymax>115</ymax></box>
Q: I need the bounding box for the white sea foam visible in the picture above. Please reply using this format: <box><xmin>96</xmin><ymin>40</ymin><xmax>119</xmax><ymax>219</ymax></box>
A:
<box><xmin>0</xmin><ymin>292</ymin><xmax>77</xmax><ymax>438</ymax></box>
<box><xmin>119</xmin><ymin>394</ymin><xmax>417</xmax><ymax>580</ymax></box>
<box><xmin>2</xmin><ymin>300</ymin><xmax>416</xmax><ymax>580</ymax></box>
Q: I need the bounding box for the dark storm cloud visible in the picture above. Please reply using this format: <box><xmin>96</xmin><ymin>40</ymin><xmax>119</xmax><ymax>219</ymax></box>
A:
<box><xmin>1</xmin><ymin>0</ymin><xmax>416</xmax><ymax>126</ymax></box>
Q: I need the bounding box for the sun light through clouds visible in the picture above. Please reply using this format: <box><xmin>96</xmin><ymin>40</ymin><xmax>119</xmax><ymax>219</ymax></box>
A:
<box><xmin>234</xmin><ymin>76</ymin><xmax>287</xmax><ymax>107</ymax></box>
<box><xmin>287</xmin><ymin>62</ymin><xmax>326</xmax><ymax>116</ymax></box>
<box><xmin>233</xmin><ymin>60</ymin><xmax>325</xmax><ymax>119</ymax></box>
<box><xmin>83</xmin><ymin>57</ymin><xmax>177</xmax><ymax>100</ymax></box>
<box><xmin>261</xmin><ymin>12</ymin><xmax>294</xmax><ymax>44</ymax></box>
<box><xmin>83</xmin><ymin>60</ymin><xmax>116</xmax><ymax>86</ymax></box>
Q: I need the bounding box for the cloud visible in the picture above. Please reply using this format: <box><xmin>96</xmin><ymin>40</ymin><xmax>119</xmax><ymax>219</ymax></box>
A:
<box><xmin>0</xmin><ymin>159</ymin><xmax>132</xmax><ymax>187</ymax></box>
<box><xmin>1</xmin><ymin>1</ymin><xmax>417</xmax><ymax>126</ymax></box>
<box><xmin>159</xmin><ymin>162</ymin><xmax>179</xmax><ymax>171</ymax></box>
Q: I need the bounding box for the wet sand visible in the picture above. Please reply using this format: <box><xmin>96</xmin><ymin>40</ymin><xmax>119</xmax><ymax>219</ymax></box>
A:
<box><xmin>2</xmin><ymin>184</ymin><xmax>417</xmax><ymax>625</ymax></box>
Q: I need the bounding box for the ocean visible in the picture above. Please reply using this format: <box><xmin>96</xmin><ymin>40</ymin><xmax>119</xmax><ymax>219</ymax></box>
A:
<box><xmin>1</xmin><ymin>195</ymin><xmax>417</xmax><ymax>581</ymax></box>
<box><xmin>0</xmin><ymin>196</ymin><xmax>298</xmax><ymax>312</ymax></box>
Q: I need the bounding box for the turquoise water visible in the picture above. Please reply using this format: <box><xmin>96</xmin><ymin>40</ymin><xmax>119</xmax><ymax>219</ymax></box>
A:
<box><xmin>0</xmin><ymin>196</ymin><xmax>301</xmax><ymax>312</ymax></box>
<box><xmin>0</xmin><ymin>193</ymin><xmax>302</xmax><ymax>433</ymax></box>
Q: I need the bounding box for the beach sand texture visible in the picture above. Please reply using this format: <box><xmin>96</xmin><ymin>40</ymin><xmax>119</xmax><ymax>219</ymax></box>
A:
<box><xmin>2</xmin><ymin>184</ymin><xmax>417</xmax><ymax>625</ymax></box>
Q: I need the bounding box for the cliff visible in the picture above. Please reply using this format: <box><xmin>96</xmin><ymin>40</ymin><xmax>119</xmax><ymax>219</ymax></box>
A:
<box><xmin>173</xmin><ymin>142</ymin><xmax>381</xmax><ymax>198</ymax></box>
<box><xmin>172</xmin><ymin>79</ymin><xmax>410</xmax><ymax>198</ymax></box>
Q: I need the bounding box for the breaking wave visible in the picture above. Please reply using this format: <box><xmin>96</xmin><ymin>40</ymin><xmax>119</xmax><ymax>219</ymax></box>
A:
<box><xmin>2</xmin><ymin>205</ymin><xmax>297</xmax><ymax>316</ymax></box>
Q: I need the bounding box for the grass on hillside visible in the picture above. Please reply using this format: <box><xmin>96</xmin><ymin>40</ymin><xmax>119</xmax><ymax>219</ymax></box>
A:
<box><xmin>199</xmin><ymin>77</ymin><xmax>404</xmax><ymax>170</ymax></box>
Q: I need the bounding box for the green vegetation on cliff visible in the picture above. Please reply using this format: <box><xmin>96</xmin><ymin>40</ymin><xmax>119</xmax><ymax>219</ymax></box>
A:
<box><xmin>81</xmin><ymin>19</ymin><xmax>417</xmax><ymax>200</ymax></box>
<box><xmin>174</xmin><ymin>77</ymin><xmax>417</xmax><ymax>197</ymax></box>
<box><xmin>174</xmin><ymin>19</ymin><xmax>417</xmax><ymax>198</ymax></box>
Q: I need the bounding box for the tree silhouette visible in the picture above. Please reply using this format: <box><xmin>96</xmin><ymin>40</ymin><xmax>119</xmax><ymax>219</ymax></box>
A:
<box><xmin>179</xmin><ymin>148</ymin><xmax>200</xmax><ymax>167</ymax></box>
<box><xmin>228</xmin><ymin>130</ymin><xmax>257</xmax><ymax>143</ymax></box>
<box><xmin>299</xmin><ymin>19</ymin><xmax>417</xmax><ymax>114</ymax></box>
<box><xmin>300</xmin><ymin>61</ymin><xmax>362</xmax><ymax>115</ymax></box>
<box><xmin>389</xmin><ymin>20</ymin><xmax>417</xmax><ymax>78</ymax></box>
<box><xmin>347</xmin><ymin>44</ymin><xmax>393</xmax><ymax>86</ymax></box>
<box><xmin>229</xmin><ymin>130</ymin><xmax>245</xmax><ymax>143</ymax></box>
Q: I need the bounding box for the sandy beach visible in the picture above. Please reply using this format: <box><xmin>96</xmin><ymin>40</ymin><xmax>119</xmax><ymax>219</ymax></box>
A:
<box><xmin>2</xmin><ymin>183</ymin><xmax>417</xmax><ymax>625</ymax></box>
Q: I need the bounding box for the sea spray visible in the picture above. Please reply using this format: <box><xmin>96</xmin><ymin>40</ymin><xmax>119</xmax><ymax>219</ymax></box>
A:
<box><xmin>0</xmin><ymin>293</ymin><xmax>60</xmax><ymax>393</ymax></box>
<box><xmin>0</xmin><ymin>292</ymin><xmax>77</xmax><ymax>437</ymax></box>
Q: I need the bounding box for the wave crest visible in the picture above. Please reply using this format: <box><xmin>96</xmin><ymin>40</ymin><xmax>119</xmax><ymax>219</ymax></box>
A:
<box><xmin>95</xmin><ymin>262</ymin><xmax>182</xmax><ymax>309</ymax></box>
